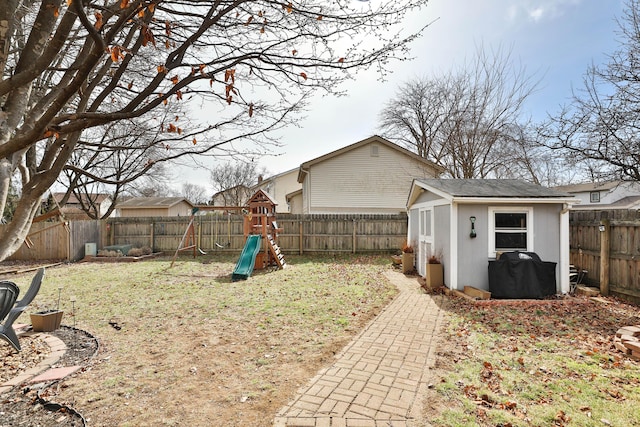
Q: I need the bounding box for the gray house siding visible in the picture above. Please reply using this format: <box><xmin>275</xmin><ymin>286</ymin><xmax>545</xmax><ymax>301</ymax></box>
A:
<box><xmin>457</xmin><ymin>204</ymin><xmax>489</xmax><ymax>291</ymax></box>
<box><xmin>532</xmin><ymin>203</ymin><xmax>562</xmax><ymax>262</ymax></box>
<box><xmin>454</xmin><ymin>203</ymin><xmax>564</xmax><ymax>291</ymax></box>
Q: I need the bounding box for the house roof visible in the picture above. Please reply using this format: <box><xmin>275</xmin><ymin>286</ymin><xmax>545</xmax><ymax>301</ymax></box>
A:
<box><xmin>53</xmin><ymin>192</ymin><xmax>111</xmax><ymax>204</ymax></box>
<box><xmin>408</xmin><ymin>179</ymin><xmax>578</xmax><ymax>207</ymax></box>
<box><xmin>211</xmin><ymin>184</ymin><xmax>250</xmax><ymax>198</ymax></box>
<box><xmin>572</xmin><ymin>195</ymin><xmax>640</xmax><ymax>210</ymax></box>
<box><xmin>252</xmin><ymin>167</ymin><xmax>298</xmax><ymax>190</ymax></box>
<box><xmin>297</xmin><ymin>135</ymin><xmax>444</xmax><ymax>183</ymax></box>
<box><xmin>118</xmin><ymin>197</ymin><xmax>194</xmax><ymax>209</ymax></box>
<box><xmin>553</xmin><ymin>180</ymin><xmax>621</xmax><ymax>193</ymax></box>
<box><xmin>285</xmin><ymin>189</ymin><xmax>302</xmax><ymax>202</ymax></box>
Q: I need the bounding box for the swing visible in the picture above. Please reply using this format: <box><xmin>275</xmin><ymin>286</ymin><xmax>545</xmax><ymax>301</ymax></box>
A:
<box><xmin>214</xmin><ymin>212</ymin><xmax>231</xmax><ymax>248</ymax></box>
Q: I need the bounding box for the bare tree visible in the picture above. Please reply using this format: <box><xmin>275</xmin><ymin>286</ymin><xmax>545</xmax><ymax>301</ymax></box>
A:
<box><xmin>209</xmin><ymin>161</ymin><xmax>266</xmax><ymax>206</ymax></box>
<box><xmin>498</xmin><ymin>124</ymin><xmax>579</xmax><ymax>187</ymax></box>
<box><xmin>539</xmin><ymin>0</ymin><xmax>640</xmax><ymax>182</ymax></box>
<box><xmin>56</xmin><ymin>117</ymin><xmax>175</xmax><ymax>218</ymax></box>
<box><xmin>181</xmin><ymin>182</ymin><xmax>208</xmax><ymax>204</ymax></box>
<box><xmin>379</xmin><ymin>45</ymin><xmax>539</xmax><ymax>178</ymax></box>
<box><xmin>0</xmin><ymin>0</ymin><xmax>431</xmax><ymax>260</ymax></box>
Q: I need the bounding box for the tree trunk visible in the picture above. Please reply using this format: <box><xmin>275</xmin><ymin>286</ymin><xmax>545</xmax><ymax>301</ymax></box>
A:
<box><xmin>0</xmin><ymin>159</ymin><xmax>12</xmax><ymax>218</ymax></box>
<box><xmin>0</xmin><ymin>191</ymin><xmax>41</xmax><ymax>261</ymax></box>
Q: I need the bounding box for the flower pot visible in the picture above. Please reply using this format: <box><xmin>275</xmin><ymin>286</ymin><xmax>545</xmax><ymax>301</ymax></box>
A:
<box><xmin>30</xmin><ymin>310</ymin><xmax>64</xmax><ymax>332</ymax></box>
<box><xmin>402</xmin><ymin>252</ymin><xmax>414</xmax><ymax>274</ymax></box>
<box><xmin>426</xmin><ymin>263</ymin><xmax>443</xmax><ymax>289</ymax></box>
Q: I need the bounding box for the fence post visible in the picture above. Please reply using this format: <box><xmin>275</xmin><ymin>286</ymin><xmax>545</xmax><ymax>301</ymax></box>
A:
<box><xmin>150</xmin><ymin>223</ymin><xmax>155</xmax><ymax>252</ymax></box>
<box><xmin>352</xmin><ymin>218</ymin><xmax>356</xmax><ymax>254</ymax></box>
<box><xmin>299</xmin><ymin>220</ymin><xmax>303</xmax><ymax>255</ymax></box>
<box><xmin>599</xmin><ymin>219</ymin><xmax>610</xmax><ymax>296</ymax></box>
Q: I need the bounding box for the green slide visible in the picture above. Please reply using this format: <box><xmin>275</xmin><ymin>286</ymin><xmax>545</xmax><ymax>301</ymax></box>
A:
<box><xmin>232</xmin><ymin>234</ymin><xmax>262</xmax><ymax>281</ymax></box>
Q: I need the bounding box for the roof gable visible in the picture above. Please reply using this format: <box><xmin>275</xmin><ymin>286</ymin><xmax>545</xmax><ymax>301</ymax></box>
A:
<box><xmin>297</xmin><ymin>135</ymin><xmax>444</xmax><ymax>183</ymax></box>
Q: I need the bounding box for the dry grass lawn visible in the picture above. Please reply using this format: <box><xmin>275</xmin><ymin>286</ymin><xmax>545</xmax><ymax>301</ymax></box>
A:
<box><xmin>4</xmin><ymin>254</ymin><xmax>640</xmax><ymax>426</ymax></box>
<box><xmin>15</xmin><ymin>254</ymin><xmax>396</xmax><ymax>426</ymax></box>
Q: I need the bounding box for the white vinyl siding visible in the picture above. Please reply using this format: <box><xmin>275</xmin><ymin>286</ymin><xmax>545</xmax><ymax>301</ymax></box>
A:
<box><xmin>307</xmin><ymin>143</ymin><xmax>438</xmax><ymax>213</ymax></box>
<box><xmin>254</xmin><ymin>170</ymin><xmax>301</xmax><ymax>213</ymax></box>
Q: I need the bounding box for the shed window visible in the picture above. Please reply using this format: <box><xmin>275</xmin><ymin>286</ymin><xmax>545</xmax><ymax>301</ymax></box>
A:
<box><xmin>590</xmin><ymin>191</ymin><xmax>600</xmax><ymax>203</ymax></box>
<box><xmin>420</xmin><ymin>209</ymin><xmax>432</xmax><ymax>237</ymax></box>
<box><xmin>488</xmin><ymin>207</ymin><xmax>533</xmax><ymax>257</ymax></box>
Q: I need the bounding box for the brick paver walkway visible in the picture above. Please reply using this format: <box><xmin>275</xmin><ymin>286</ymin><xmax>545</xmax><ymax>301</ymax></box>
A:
<box><xmin>274</xmin><ymin>271</ymin><xmax>446</xmax><ymax>427</ymax></box>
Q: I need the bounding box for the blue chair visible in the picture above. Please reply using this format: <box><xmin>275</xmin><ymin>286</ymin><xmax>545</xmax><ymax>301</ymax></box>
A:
<box><xmin>0</xmin><ymin>268</ymin><xmax>44</xmax><ymax>351</ymax></box>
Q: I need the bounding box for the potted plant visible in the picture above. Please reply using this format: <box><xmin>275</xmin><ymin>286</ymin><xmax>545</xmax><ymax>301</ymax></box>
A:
<box><xmin>401</xmin><ymin>242</ymin><xmax>414</xmax><ymax>274</ymax></box>
<box><xmin>426</xmin><ymin>254</ymin><xmax>444</xmax><ymax>289</ymax></box>
<box><xmin>30</xmin><ymin>287</ymin><xmax>64</xmax><ymax>332</ymax></box>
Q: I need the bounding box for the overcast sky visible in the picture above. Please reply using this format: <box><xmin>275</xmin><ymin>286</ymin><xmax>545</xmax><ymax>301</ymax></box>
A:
<box><xmin>176</xmin><ymin>0</ymin><xmax>626</xmax><ymax>190</ymax></box>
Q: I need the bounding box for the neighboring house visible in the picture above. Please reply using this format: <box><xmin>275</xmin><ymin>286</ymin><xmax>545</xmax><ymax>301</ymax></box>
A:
<box><xmin>116</xmin><ymin>197</ymin><xmax>195</xmax><ymax>217</ymax></box>
<box><xmin>52</xmin><ymin>192</ymin><xmax>113</xmax><ymax>220</ymax></box>
<box><xmin>210</xmin><ymin>185</ymin><xmax>253</xmax><ymax>208</ymax></box>
<box><xmin>553</xmin><ymin>180</ymin><xmax>640</xmax><ymax>210</ymax></box>
<box><xmin>293</xmin><ymin>135</ymin><xmax>444</xmax><ymax>214</ymax></box>
<box><xmin>406</xmin><ymin>179</ymin><xmax>578</xmax><ymax>294</ymax></box>
<box><xmin>286</xmin><ymin>189</ymin><xmax>303</xmax><ymax>215</ymax></box>
<box><xmin>252</xmin><ymin>168</ymin><xmax>301</xmax><ymax>214</ymax></box>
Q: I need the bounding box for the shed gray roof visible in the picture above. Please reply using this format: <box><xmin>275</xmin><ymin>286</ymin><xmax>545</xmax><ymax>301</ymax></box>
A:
<box><xmin>416</xmin><ymin>179</ymin><xmax>571</xmax><ymax>198</ymax></box>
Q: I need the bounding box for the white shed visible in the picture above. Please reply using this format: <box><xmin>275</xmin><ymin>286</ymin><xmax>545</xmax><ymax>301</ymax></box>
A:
<box><xmin>406</xmin><ymin>179</ymin><xmax>579</xmax><ymax>295</ymax></box>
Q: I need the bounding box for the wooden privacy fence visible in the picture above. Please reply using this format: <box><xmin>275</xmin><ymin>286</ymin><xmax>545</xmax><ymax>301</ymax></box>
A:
<box><xmin>3</xmin><ymin>213</ymin><xmax>407</xmax><ymax>262</ymax></box>
<box><xmin>570</xmin><ymin>210</ymin><xmax>640</xmax><ymax>304</ymax></box>
<box><xmin>105</xmin><ymin>213</ymin><xmax>408</xmax><ymax>255</ymax></box>
<box><xmin>3</xmin><ymin>220</ymin><xmax>102</xmax><ymax>262</ymax></box>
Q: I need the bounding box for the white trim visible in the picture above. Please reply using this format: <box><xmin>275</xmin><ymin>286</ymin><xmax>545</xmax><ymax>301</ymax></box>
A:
<box><xmin>488</xmin><ymin>206</ymin><xmax>534</xmax><ymax>258</ymax></box>
<box><xmin>418</xmin><ymin>207</ymin><xmax>434</xmax><ymax>276</ymax></box>
<box><xmin>559</xmin><ymin>206</ymin><xmax>571</xmax><ymax>294</ymax></box>
<box><xmin>450</xmin><ymin>202</ymin><xmax>458</xmax><ymax>290</ymax></box>
<box><xmin>452</xmin><ymin>197</ymin><xmax>576</xmax><ymax>204</ymax></box>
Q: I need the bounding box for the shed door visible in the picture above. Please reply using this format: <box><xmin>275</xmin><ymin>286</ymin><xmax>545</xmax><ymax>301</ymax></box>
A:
<box><xmin>418</xmin><ymin>208</ymin><xmax>433</xmax><ymax>276</ymax></box>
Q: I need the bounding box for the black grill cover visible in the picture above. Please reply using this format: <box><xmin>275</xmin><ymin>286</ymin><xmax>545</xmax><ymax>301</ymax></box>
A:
<box><xmin>488</xmin><ymin>252</ymin><xmax>557</xmax><ymax>299</ymax></box>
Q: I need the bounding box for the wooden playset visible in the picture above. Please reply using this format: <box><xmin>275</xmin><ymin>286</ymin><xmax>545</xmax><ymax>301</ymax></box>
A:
<box><xmin>242</xmin><ymin>190</ymin><xmax>286</xmax><ymax>270</ymax></box>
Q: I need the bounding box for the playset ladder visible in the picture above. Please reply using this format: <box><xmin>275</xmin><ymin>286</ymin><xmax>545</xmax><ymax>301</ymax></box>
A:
<box><xmin>267</xmin><ymin>234</ymin><xmax>286</xmax><ymax>269</ymax></box>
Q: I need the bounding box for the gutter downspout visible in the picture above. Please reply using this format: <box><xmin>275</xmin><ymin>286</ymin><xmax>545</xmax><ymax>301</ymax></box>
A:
<box><xmin>559</xmin><ymin>203</ymin><xmax>572</xmax><ymax>294</ymax></box>
<box><xmin>300</xmin><ymin>167</ymin><xmax>310</xmax><ymax>214</ymax></box>
<box><xmin>449</xmin><ymin>202</ymin><xmax>458</xmax><ymax>291</ymax></box>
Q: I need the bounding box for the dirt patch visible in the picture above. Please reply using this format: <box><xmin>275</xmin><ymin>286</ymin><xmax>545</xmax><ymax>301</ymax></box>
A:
<box><xmin>0</xmin><ymin>326</ymin><xmax>99</xmax><ymax>426</ymax></box>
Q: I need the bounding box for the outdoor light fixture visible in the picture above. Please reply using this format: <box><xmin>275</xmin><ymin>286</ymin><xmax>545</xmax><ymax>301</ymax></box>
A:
<box><xmin>469</xmin><ymin>216</ymin><xmax>477</xmax><ymax>238</ymax></box>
